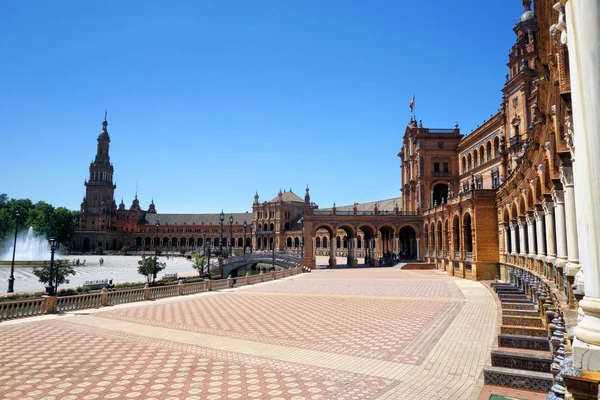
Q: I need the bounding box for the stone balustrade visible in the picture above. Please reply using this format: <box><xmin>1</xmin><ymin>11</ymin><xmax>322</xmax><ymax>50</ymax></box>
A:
<box><xmin>0</xmin><ymin>266</ymin><xmax>305</xmax><ymax>322</ymax></box>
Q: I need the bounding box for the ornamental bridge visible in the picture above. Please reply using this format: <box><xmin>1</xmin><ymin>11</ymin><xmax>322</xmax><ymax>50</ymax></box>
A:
<box><xmin>301</xmin><ymin>209</ymin><xmax>422</xmax><ymax>268</ymax></box>
<box><xmin>221</xmin><ymin>252</ymin><xmax>302</xmax><ymax>278</ymax></box>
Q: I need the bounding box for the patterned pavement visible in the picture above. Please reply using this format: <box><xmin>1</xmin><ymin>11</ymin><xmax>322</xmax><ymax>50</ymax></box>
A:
<box><xmin>0</xmin><ymin>268</ymin><xmax>498</xmax><ymax>399</ymax></box>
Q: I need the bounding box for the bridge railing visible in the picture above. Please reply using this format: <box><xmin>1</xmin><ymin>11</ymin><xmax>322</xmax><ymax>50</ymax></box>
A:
<box><xmin>0</xmin><ymin>266</ymin><xmax>306</xmax><ymax>322</ymax></box>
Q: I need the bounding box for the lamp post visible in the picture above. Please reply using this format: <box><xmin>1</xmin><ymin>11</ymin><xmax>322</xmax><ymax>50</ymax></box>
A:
<box><xmin>191</xmin><ymin>232</ymin><xmax>195</xmax><ymax>256</ymax></box>
<box><xmin>219</xmin><ymin>210</ymin><xmax>225</xmax><ymax>256</ymax></box>
<box><xmin>299</xmin><ymin>215</ymin><xmax>304</xmax><ymax>258</ymax></box>
<box><xmin>203</xmin><ymin>231</ymin><xmax>206</xmax><ymax>256</ymax></box>
<box><xmin>205</xmin><ymin>242</ymin><xmax>211</xmax><ymax>278</ymax></box>
<box><xmin>271</xmin><ymin>239</ymin><xmax>275</xmax><ymax>271</ymax></box>
<box><xmin>228</xmin><ymin>214</ymin><xmax>233</xmax><ymax>256</ymax></box>
<box><xmin>243</xmin><ymin>220</ymin><xmax>247</xmax><ymax>255</ymax></box>
<box><xmin>249</xmin><ymin>223</ymin><xmax>253</xmax><ymax>253</ymax></box>
<box><xmin>155</xmin><ymin>220</ymin><xmax>160</xmax><ymax>258</ymax></box>
<box><xmin>7</xmin><ymin>209</ymin><xmax>20</xmax><ymax>293</ymax></box>
<box><xmin>47</xmin><ymin>238</ymin><xmax>59</xmax><ymax>295</ymax></box>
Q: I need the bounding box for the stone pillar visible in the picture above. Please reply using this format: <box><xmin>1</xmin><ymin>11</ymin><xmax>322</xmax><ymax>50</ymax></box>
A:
<box><xmin>526</xmin><ymin>213</ymin><xmax>537</xmax><ymax>258</ymax></box>
<box><xmin>518</xmin><ymin>218</ymin><xmax>527</xmax><ymax>257</ymax></box>
<box><xmin>510</xmin><ymin>221</ymin><xmax>518</xmax><ymax>255</ymax></box>
<box><xmin>502</xmin><ymin>224</ymin><xmax>510</xmax><ymax>254</ymax></box>
<box><xmin>566</xmin><ymin>0</ymin><xmax>600</xmax><ymax>373</ymax></box>
<box><xmin>415</xmin><ymin>238</ymin><xmax>420</xmax><ymax>260</ymax></box>
<box><xmin>542</xmin><ymin>199</ymin><xmax>557</xmax><ymax>264</ymax></box>
<box><xmin>552</xmin><ymin>189</ymin><xmax>568</xmax><ymax>267</ymax></box>
<box><xmin>352</xmin><ymin>237</ymin><xmax>358</xmax><ymax>267</ymax></box>
<box><xmin>534</xmin><ymin>208</ymin><xmax>546</xmax><ymax>260</ymax></box>
<box><xmin>561</xmin><ymin>165</ymin><xmax>581</xmax><ymax>274</ymax></box>
<box><xmin>329</xmin><ymin>233</ymin><xmax>336</xmax><ymax>268</ymax></box>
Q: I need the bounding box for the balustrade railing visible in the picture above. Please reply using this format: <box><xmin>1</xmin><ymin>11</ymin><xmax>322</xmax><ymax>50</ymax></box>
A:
<box><xmin>0</xmin><ymin>298</ymin><xmax>45</xmax><ymax>321</ymax></box>
<box><xmin>0</xmin><ymin>266</ymin><xmax>305</xmax><ymax>322</ymax></box>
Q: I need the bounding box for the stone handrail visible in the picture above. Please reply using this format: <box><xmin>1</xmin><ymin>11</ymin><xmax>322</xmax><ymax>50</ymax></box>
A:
<box><xmin>0</xmin><ymin>266</ymin><xmax>305</xmax><ymax>322</ymax></box>
<box><xmin>0</xmin><ymin>297</ymin><xmax>45</xmax><ymax>321</ymax></box>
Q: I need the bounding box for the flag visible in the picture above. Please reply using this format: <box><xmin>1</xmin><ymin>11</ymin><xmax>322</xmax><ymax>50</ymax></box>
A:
<box><xmin>409</xmin><ymin>96</ymin><xmax>415</xmax><ymax>112</ymax></box>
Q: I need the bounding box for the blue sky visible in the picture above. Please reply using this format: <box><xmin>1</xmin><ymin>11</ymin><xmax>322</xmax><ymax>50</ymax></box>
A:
<box><xmin>0</xmin><ymin>1</ymin><xmax>522</xmax><ymax>213</ymax></box>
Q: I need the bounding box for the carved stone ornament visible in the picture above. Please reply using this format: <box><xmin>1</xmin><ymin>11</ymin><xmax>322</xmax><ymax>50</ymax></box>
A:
<box><xmin>564</xmin><ymin>114</ymin><xmax>575</xmax><ymax>157</ymax></box>
<box><xmin>551</xmin><ymin>188</ymin><xmax>565</xmax><ymax>204</ymax></box>
<box><xmin>542</xmin><ymin>199</ymin><xmax>554</xmax><ymax>214</ymax></box>
<box><xmin>550</xmin><ymin>2</ymin><xmax>568</xmax><ymax>46</ymax></box>
<box><xmin>537</xmin><ymin>163</ymin><xmax>544</xmax><ymax>177</ymax></box>
<box><xmin>559</xmin><ymin>164</ymin><xmax>574</xmax><ymax>187</ymax></box>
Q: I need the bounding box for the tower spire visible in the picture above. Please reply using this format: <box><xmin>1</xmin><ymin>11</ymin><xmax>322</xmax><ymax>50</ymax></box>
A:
<box><xmin>522</xmin><ymin>0</ymin><xmax>531</xmax><ymax>11</ymax></box>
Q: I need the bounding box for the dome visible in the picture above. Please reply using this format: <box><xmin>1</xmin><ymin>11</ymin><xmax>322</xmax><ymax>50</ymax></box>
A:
<box><xmin>98</xmin><ymin>114</ymin><xmax>110</xmax><ymax>141</ymax></box>
<box><xmin>519</xmin><ymin>10</ymin><xmax>534</xmax><ymax>22</ymax></box>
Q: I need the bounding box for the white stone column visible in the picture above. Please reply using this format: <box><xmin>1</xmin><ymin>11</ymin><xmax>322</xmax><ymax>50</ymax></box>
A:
<box><xmin>566</xmin><ymin>0</ymin><xmax>600</xmax><ymax>370</ymax></box>
<box><xmin>526</xmin><ymin>213</ymin><xmax>536</xmax><ymax>258</ymax></box>
<box><xmin>510</xmin><ymin>221</ymin><xmax>518</xmax><ymax>255</ymax></box>
<box><xmin>542</xmin><ymin>199</ymin><xmax>557</xmax><ymax>264</ymax></box>
<box><xmin>503</xmin><ymin>224</ymin><xmax>510</xmax><ymax>254</ymax></box>
<box><xmin>534</xmin><ymin>208</ymin><xmax>546</xmax><ymax>260</ymax></box>
<box><xmin>518</xmin><ymin>218</ymin><xmax>527</xmax><ymax>257</ymax></box>
<box><xmin>560</xmin><ymin>165</ymin><xmax>580</xmax><ymax>273</ymax></box>
<box><xmin>415</xmin><ymin>238</ymin><xmax>420</xmax><ymax>260</ymax></box>
<box><xmin>552</xmin><ymin>189</ymin><xmax>568</xmax><ymax>267</ymax></box>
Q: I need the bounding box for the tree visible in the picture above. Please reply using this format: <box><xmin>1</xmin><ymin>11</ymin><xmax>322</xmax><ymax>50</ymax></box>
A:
<box><xmin>137</xmin><ymin>255</ymin><xmax>166</xmax><ymax>284</ymax></box>
<box><xmin>191</xmin><ymin>254</ymin><xmax>207</xmax><ymax>277</ymax></box>
<box><xmin>121</xmin><ymin>245</ymin><xmax>130</xmax><ymax>255</ymax></box>
<box><xmin>51</xmin><ymin>207</ymin><xmax>79</xmax><ymax>245</ymax></box>
<box><xmin>32</xmin><ymin>260</ymin><xmax>76</xmax><ymax>292</ymax></box>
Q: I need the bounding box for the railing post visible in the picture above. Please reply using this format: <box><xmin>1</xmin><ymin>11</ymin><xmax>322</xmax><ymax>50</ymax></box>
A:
<box><xmin>228</xmin><ymin>274</ymin><xmax>233</xmax><ymax>288</ymax></box>
<box><xmin>42</xmin><ymin>295</ymin><xmax>57</xmax><ymax>314</ymax></box>
<box><xmin>245</xmin><ymin>274</ymin><xmax>250</xmax><ymax>285</ymax></box>
<box><xmin>100</xmin><ymin>288</ymin><xmax>108</xmax><ymax>306</ymax></box>
<box><xmin>144</xmin><ymin>283</ymin><xmax>151</xmax><ymax>300</ymax></box>
<box><xmin>272</xmin><ymin>271</ymin><xmax>276</xmax><ymax>280</ymax></box>
<box><xmin>260</xmin><ymin>272</ymin><xmax>264</xmax><ymax>282</ymax></box>
<box><xmin>178</xmin><ymin>280</ymin><xmax>184</xmax><ymax>296</ymax></box>
<box><xmin>206</xmin><ymin>279</ymin><xmax>213</xmax><ymax>291</ymax></box>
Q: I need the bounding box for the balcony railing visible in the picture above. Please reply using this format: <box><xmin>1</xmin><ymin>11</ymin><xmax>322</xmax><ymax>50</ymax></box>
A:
<box><xmin>312</xmin><ymin>210</ymin><xmax>419</xmax><ymax>216</ymax></box>
<box><xmin>432</xmin><ymin>172</ymin><xmax>451</xmax><ymax>177</ymax></box>
<box><xmin>509</xmin><ymin>135</ymin><xmax>521</xmax><ymax>146</ymax></box>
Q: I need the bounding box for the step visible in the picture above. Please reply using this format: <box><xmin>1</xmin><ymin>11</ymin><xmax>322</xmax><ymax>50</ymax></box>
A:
<box><xmin>502</xmin><ymin>302</ymin><xmax>536</xmax><ymax>311</ymax></box>
<box><xmin>478</xmin><ymin>384</ymin><xmax>548</xmax><ymax>400</ymax></box>
<box><xmin>491</xmin><ymin>348</ymin><xmax>553</xmax><ymax>373</ymax></box>
<box><xmin>498</xmin><ymin>334</ymin><xmax>550</xmax><ymax>351</ymax></box>
<box><xmin>499</xmin><ymin>298</ymin><xmax>534</xmax><ymax>304</ymax></box>
<box><xmin>495</xmin><ymin>289</ymin><xmax>525</xmax><ymax>295</ymax></box>
<box><xmin>498</xmin><ymin>293</ymin><xmax>530</xmax><ymax>300</ymax></box>
<box><xmin>483</xmin><ymin>366</ymin><xmax>553</xmax><ymax>393</ymax></box>
<box><xmin>502</xmin><ymin>316</ymin><xmax>544</xmax><ymax>328</ymax></box>
<box><xmin>501</xmin><ymin>325</ymin><xmax>548</xmax><ymax>337</ymax></box>
<box><xmin>502</xmin><ymin>309</ymin><xmax>540</xmax><ymax>318</ymax></box>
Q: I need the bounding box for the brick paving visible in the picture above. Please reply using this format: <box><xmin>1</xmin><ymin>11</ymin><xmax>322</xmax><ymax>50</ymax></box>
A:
<box><xmin>0</xmin><ymin>268</ymin><xmax>498</xmax><ymax>399</ymax></box>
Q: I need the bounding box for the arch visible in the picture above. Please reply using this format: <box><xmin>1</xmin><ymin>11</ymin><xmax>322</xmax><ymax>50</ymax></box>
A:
<box><xmin>462</xmin><ymin>156</ymin><xmax>467</xmax><ymax>174</ymax></box>
<box><xmin>180</xmin><ymin>238</ymin><xmax>187</xmax><ymax>247</ymax></box>
<box><xmin>294</xmin><ymin>237</ymin><xmax>300</xmax><ymax>248</ymax></box>
<box><xmin>424</xmin><ymin>224</ymin><xmax>429</xmax><ymax>255</ymax></box>
<box><xmin>315</xmin><ymin>237</ymin><xmax>321</xmax><ymax>248</ymax></box>
<box><xmin>494</xmin><ymin>136</ymin><xmax>500</xmax><ymax>156</ymax></box>
<box><xmin>237</xmin><ymin>237</ymin><xmax>244</xmax><ymax>247</ymax></box>
<box><xmin>432</xmin><ymin>183</ymin><xmax>447</xmax><ymax>206</ymax></box>
<box><xmin>144</xmin><ymin>237</ymin><xmax>151</xmax><ymax>246</ymax></box>
<box><xmin>162</xmin><ymin>237</ymin><xmax>169</xmax><ymax>246</ymax></box>
<box><xmin>335</xmin><ymin>223</ymin><xmax>356</xmax><ymax>238</ymax></box>
<box><xmin>463</xmin><ymin>212</ymin><xmax>473</xmax><ymax>253</ymax></box>
<box><xmin>336</xmin><ymin>236</ymin><xmax>341</xmax><ymax>248</ymax></box>
<box><xmin>510</xmin><ymin>203</ymin><xmax>518</xmax><ymax>221</ymax></box>
<box><xmin>452</xmin><ymin>214</ymin><xmax>461</xmax><ymax>253</ymax></box>
<box><xmin>83</xmin><ymin>238</ymin><xmax>90</xmax><ymax>252</ymax></box>
<box><xmin>171</xmin><ymin>237</ymin><xmax>178</xmax><ymax>247</ymax></box>
<box><xmin>342</xmin><ymin>236</ymin><xmax>348</xmax><ymax>249</ymax></box>
<box><xmin>473</xmin><ymin>149</ymin><xmax>479</xmax><ymax>167</ymax></box>
<box><xmin>479</xmin><ymin>145</ymin><xmax>485</xmax><ymax>165</ymax></box>
<box><xmin>263</xmin><ymin>223</ymin><xmax>268</xmax><ymax>231</ymax></box>
<box><xmin>269</xmin><ymin>236</ymin><xmax>274</xmax><ymax>249</ymax></box>
<box><xmin>436</xmin><ymin>220</ymin><xmax>443</xmax><ymax>255</ymax></box>
<box><xmin>467</xmin><ymin>153</ymin><xmax>472</xmax><ymax>170</ymax></box>
<box><xmin>206</xmin><ymin>237</ymin><xmax>212</xmax><ymax>247</ymax></box>
<box><xmin>534</xmin><ymin>176</ymin><xmax>543</xmax><ymax>203</ymax></box>
<box><xmin>269</xmin><ymin>223</ymin><xmax>274</xmax><ymax>231</ymax></box>
<box><xmin>198</xmin><ymin>237</ymin><xmax>203</xmax><ymax>247</ymax></box>
<box><xmin>284</xmin><ymin>222</ymin><xmax>290</xmax><ymax>230</ymax></box>
<box><xmin>311</xmin><ymin>223</ymin><xmax>336</xmax><ymax>236</ymax></box>
<box><xmin>398</xmin><ymin>226</ymin><xmax>417</xmax><ymax>258</ymax></box>
<box><xmin>263</xmin><ymin>237</ymin><xmax>268</xmax><ymax>249</ymax></box>
<box><xmin>486</xmin><ymin>141</ymin><xmax>493</xmax><ymax>161</ymax></box>
<box><xmin>286</xmin><ymin>237</ymin><xmax>292</xmax><ymax>248</ymax></box>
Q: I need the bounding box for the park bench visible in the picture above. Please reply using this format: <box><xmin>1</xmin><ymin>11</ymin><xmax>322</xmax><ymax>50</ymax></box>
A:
<box><xmin>83</xmin><ymin>279</ymin><xmax>109</xmax><ymax>290</ymax></box>
<box><xmin>161</xmin><ymin>273</ymin><xmax>178</xmax><ymax>281</ymax></box>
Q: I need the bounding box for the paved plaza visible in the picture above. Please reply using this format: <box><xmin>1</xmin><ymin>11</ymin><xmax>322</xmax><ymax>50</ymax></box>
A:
<box><xmin>0</xmin><ymin>268</ymin><xmax>498</xmax><ymax>399</ymax></box>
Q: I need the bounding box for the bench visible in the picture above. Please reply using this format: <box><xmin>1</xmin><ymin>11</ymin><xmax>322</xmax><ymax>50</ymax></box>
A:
<box><xmin>83</xmin><ymin>279</ymin><xmax>109</xmax><ymax>290</ymax></box>
<box><xmin>161</xmin><ymin>273</ymin><xmax>178</xmax><ymax>281</ymax></box>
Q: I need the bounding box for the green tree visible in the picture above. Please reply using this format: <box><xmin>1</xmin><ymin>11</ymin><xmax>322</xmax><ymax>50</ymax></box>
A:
<box><xmin>137</xmin><ymin>255</ymin><xmax>166</xmax><ymax>284</ymax></box>
<box><xmin>32</xmin><ymin>260</ymin><xmax>76</xmax><ymax>292</ymax></box>
<box><xmin>191</xmin><ymin>254</ymin><xmax>207</xmax><ymax>277</ymax></box>
<box><xmin>121</xmin><ymin>245</ymin><xmax>130</xmax><ymax>255</ymax></box>
<box><xmin>51</xmin><ymin>207</ymin><xmax>79</xmax><ymax>245</ymax></box>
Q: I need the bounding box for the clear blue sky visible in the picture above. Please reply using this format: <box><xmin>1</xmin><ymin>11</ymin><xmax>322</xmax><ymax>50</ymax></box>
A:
<box><xmin>0</xmin><ymin>1</ymin><xmax>522</xmax><ymax>214</ymax></box>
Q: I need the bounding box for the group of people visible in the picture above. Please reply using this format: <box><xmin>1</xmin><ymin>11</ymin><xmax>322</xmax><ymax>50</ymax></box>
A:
<box><xmin>71</xmin><ymin>258</ymin><xmax>86</xmax><ymax>267</ymax></box>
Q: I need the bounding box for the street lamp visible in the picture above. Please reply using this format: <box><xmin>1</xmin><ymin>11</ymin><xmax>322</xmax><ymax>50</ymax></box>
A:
<box><xmin>203</xmin><ymin>231</ymin><xmax>207</xmax><ymax>256</ymax></box>
<box><xmin>205</xmin><ymin>242</ymin><xmax>211</xmax><ymax>278</ymax></box>
<box><xmin>47</xmin><ymin>238</ymin><xmax>59</xmax><ymax>295</ymax></box>
<box><xmin>271</xmin><ymin>240</ymin><xmax>275</xmax><ymax>271</ymax></box>
<box><xmin>7</xmin><ymin>209</ymin><xmax>20</xmax><ymax>293</ymax></box>
<box><xmin>191</xmin><ymin>231</ymin><xmax>195</xmax><ymax>256</ymax></box>
<box><xmin>155</xmin><ymin>220</ymin><xmax>160</xmax><ymax>258</ymax></box>
<box><xmin>219</xmin><ymin>210</ymin><xmax>225</xmax><ymax>256</ymax></box>
<box><xmin>243</xmin><ymin>220</ymin><xmax>247</xmax><ymax>255</ymax></box>
<box><xmin>249</xmin><ymin>223</ymin><xmax>253</xmax><ymax>253</ymax></box>
<box><xmin>299</xmin><ymin>215</ymin><xmax>304</xmax><ymax>258</ymax></box>
<box><xmin>228</xmin><ymin>214</ymin><xmax>233</xmax><ymax>256</ymax></box>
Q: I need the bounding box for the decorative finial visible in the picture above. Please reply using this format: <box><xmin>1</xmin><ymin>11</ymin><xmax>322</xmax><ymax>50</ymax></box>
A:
<box><xmin>104</xmin><ymin>109</ymin><xmax>107</xmax><ymax>121</ymax></box>
<box><xmin>522</xmin><ymin>0</ymin><xmax>531</xmax><ymax>12</ymax></box>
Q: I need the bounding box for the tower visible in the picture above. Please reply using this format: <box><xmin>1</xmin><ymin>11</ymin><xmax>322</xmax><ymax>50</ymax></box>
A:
<box><xmin>80</xmin><ymin>112</ymin><xmax>117</xmax><ymax>232</ymax></box>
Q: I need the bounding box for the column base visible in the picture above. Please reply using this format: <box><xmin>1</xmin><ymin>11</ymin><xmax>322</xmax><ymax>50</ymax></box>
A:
<box><xmin>573</xmin><ymin>337</ymin><xmax>600</xmax><ymax>372</ymax></box>
<box><xmin>545</xmin><ymin>255</ymin><xmax>557</xmax><ymax>265</ymax></box>
<box><xmin>535</xmin><ymin>254</ymin><xmax>546</xmax><ymax>261</ymax></box>
<box><xmin>555</xmin><ymin>257</ymin><xmax>568</xmax><ymax>269</ymax></box>
<box><xmin>565</xmin><ymin>261</ymin><xmax>581</xmax><ymax>276</ymax></box>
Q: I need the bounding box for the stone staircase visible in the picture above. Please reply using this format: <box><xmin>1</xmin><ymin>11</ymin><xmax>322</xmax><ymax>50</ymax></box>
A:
<box><xmin>481</xmin><ymin>281</ymin><xmax>555</xmax><ymax>396</ymax></box>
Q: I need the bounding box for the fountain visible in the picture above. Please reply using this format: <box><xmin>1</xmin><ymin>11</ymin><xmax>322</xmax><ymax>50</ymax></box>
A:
<box><xmin>0</xmin><ymin>227</ymin><xmax>53</xmax><ymax>264</ymax></box>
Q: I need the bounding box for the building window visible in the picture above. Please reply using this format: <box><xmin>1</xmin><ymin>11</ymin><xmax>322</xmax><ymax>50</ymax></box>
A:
<box><xmin>419</xmin><ymin>142</ymin><xmax>424</xmax><ymax>149</ymax></box>
<box><xmin>443</xmin><ymin>162</ymin><xmax>449</xmax><ymax>173</ymax></box>
<box><xmin>433</xmin><ymin>163</ymin><xmax>440</xmax><ymax>173</ymax></box>
<box><xmin>438</xmin><ymin>141</ymin><xmax>444</xmax><ymax>149</ymax></box>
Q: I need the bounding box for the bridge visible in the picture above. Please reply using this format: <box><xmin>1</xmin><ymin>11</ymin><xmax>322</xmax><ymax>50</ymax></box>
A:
<box><xmin>219</xmin><ymin>252</ymin><xmax>302</xmax><ymax>278</ymax></box>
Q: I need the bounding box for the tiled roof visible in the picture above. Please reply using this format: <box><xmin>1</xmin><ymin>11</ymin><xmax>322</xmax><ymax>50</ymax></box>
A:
<box><xmin>269</xmin><ymin>190</ymin><xmax>304</xmax><ymax>203</ymax></box>
<box><xmin>143</xmin><ymin>212</ymin><xmax>251</xmax><ymax>226</ymax></box>
<box><xmin>321</xmin><ymin>197</ymin><xmax>402</xmax><ymax>212</ymax></box>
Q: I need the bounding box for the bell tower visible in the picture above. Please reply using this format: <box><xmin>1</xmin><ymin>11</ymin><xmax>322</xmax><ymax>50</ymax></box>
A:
<box><xmin>80</xmin><ymin>112</ymin><xmax>117</xmax><ymax>231</ymax></box>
